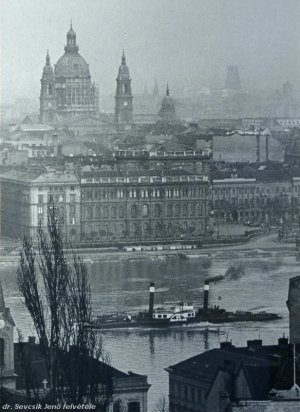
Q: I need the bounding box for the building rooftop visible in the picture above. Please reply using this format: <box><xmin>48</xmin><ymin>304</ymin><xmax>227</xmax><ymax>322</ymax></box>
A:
<box><xmin>167</xmin><ymin>338</ymin><xmax>294</xmax><ymax>399</ymax></box>
<box><xmin>0</xmin><ymin>168</ymin><xmax>78</xmax><ymax>184</ymax></box>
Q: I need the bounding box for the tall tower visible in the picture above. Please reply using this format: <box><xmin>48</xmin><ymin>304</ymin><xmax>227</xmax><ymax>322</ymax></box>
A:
<box><xmin>225</xmin><ymin>66</ymin><xmax>241</xmax><ymax>91</ymax></box>
<box><xmin>114</xmin><ymin>51</ymin><xmax>133</xmax><ymax>130</ymax></box>
<box><xmin>0</xmin><ymin>280</ymin><xmax>16</xmax><ymax>389</ymax></box>
<box><xmin>153</xmin><ymin>78</ymin><xmax>159</xmax><ymax>97</ymax></box>
<box><xmin>39</xmin><ymin>51</ymin><xmax>57</xmax><ymax>124</ymax></box>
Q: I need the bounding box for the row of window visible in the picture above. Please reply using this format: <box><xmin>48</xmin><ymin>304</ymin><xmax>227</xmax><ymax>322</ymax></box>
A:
<box><xmin>84</xmin><ymin>187</ymin><xmax>207</xmax><ymax>201</ymax></box>
<box><xmin>213</xmin><ymin>186</ymin><xmax>298</xmax><ymax>196</ymax></box>
<box><xmin>37</xmin><ymin>205</ymin><xmax>76</xmax><ymax>215</ymax></box>
<box><xmin>170</xmin><ymin>380</ymin><xmax>203</xmax><ymax>404</ymax></box>
<box><xmin>213</xmin><ymin>196</ymin><xmax>295</xmax><ymax>208</ymax></box>
<box><xmin>38</xmin><ymin>186</ymin><xmax>76</xmax><ymax>192</ymax></box>
<box><xmin>38</xmin><ymin>194</ymin><xmax>76</xmax><ymax>204</ymax></box>
<box><xmin>84</xmin><ymin>203</ymin><xmax>205</xmax><ymax>220</ymax></box>
<box><xmin>83</xmin><ymin>220</ymin><xmax>202</xmax><ymax>237</ymax></box>
<box><xmin>38</xmin><ymin>216</ymin><xmax>76</xmax><ymax>226</ymax></box>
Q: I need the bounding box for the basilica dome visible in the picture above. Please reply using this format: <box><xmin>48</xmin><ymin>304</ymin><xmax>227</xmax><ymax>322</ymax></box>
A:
<box><xmin>55</xmin><ymin>53</ymin><xmax>90</xmax><ymax>78</ymax></box>
<box><xmin>159</xmin><ymin>84</ymin><xmax>176</xmax><ymax>121</ymax></box>
<box><xmin>54</xmin><ymin>24</ymin><xmax>90</xmax><ymax>79</ymax></box>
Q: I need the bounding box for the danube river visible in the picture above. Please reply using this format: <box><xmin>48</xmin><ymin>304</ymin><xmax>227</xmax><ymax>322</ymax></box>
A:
<box><xmin>0</xmin><ymin>234</ymin><xmax>297</xmax><ymax>410</ymax></box>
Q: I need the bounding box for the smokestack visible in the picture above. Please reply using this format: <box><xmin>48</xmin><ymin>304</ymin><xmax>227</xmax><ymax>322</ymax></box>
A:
<box><xmin>203</xmin><ymin>281</ymin><xmax>209</xmax><ymax>312</ymax></box>
<box><xmin>148</xmin><ymin>282</ymin><xmax>155</xmax><ymax>317</ymax></box>
<box><xmin>287</xmin><ymin>275</ymin><xmax>300</xmax><ymax>344</ymax></box>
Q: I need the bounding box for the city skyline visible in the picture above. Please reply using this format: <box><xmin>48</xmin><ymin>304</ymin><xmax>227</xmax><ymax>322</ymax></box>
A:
<box><xmin>1</xmin><ymin>0</ymin><xmax>300</xmax><ymax>104</ymax></box>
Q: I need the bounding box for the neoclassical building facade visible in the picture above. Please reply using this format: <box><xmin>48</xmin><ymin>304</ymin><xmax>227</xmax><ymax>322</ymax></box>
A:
<box><xmin>80</xmin><ymin>169</ymin><xmax>209</xmax><ymax>243</ymax></box>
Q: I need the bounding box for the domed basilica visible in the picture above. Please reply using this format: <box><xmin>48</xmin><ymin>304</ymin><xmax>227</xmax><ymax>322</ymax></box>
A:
<box><xmin>40</xmin><ymin>24</ymin><xmax>99</xmax><ymax>123</ymax></box>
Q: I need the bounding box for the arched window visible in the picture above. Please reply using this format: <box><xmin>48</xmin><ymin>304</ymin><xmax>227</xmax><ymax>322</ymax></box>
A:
<box><xmin>119</xmin><ymin>206</ymin><xmax>124</xmax><ymax>218</ymax></box>
<box><xmin>103</xmin><ymin>206</ymin><xmax>108</xmax><ymax>218</ymax></box>
<box><xmin>154</xmin><ymin>204</ymin><xmax>161</xmax><ymax>217</ymax></box>
<box><xmin>131</xmin><ymin>205</ymin><xmax>138</xmax><ymax>218</ymax></box>
<box><xmin>142</xmin><ymin>205</ymin><xmax>149</xmax><ymax>217</ymax></box>
<box><xmin>167</xmin><ymin>204</ymin><xmax>173</xmax><ymax>217</ymax></box>
<box><xmin>87</xmin><ymin>206</ymin><xmax>93</xmax><ymax>220</ymax></box>
<box><xmin>95</xmin><ymin>206</ymin><xmax>100</xmax><ymax>218</ymax></box>
<box><xmin>111</xmin><ymin>206</ymin><xmax>117</xmax><ymax>218</ymax></box>
<box><xmin>132</xmin><ymin>223</ymin><xmax>139</xmax><ymax>236</ymax></box>
<box><xmin>175</xmin><ymin>204</ymin><xmax>180</xmax><ymax>217</ymax></box>
<box><xmin>182</xmin><ymin>204</ymin><xmax>187</xmax><ymax>216</ymax></box>
<box><xmin>189</xmin><ymin>203</ymin><xmax>195</xmax><ymax>216</ymax></box>
<box><xmin>198</xmin><ymin>204</ymin><xmax>204</xmax><ymax>216</ymax></box>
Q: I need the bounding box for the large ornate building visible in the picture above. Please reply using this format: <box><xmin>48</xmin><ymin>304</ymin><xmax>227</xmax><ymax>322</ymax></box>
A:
<box><xmin>40</xmin><ymin>24</ymin><xmax>99</xmax><ymax>123</ymax></box>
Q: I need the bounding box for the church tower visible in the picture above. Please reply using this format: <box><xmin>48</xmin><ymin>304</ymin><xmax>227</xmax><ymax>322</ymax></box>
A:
<box><xmin>0</xmin><ymin>280</ymin><xmax>16</xmax><ymax>389</ymax></box>
<box><xmin>153</xmin><ymin>78</ymin><xmax>159</xmax><ymax>97</ymax></box>
<box><xmin>39</xmin><ymin>51</ymin><xmax>57</xmax><ymax>124</ymax></box>
<box><xmin>114</xmin><ymin>51</ymin><xmax>133</xmax><ymax>131</ymax></box>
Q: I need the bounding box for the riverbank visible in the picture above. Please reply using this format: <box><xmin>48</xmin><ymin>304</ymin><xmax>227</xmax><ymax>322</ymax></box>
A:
<box><xmin>0</xmin><ymin>232</ymin><xmax>295</xmax><ymax>265</ymax></box>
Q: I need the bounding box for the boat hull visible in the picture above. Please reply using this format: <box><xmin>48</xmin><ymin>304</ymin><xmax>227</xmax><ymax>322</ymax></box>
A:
<box><xmin>92</xmin><ymin>313</ymin><xmax>281</xmax><ymax>329</ymax></box>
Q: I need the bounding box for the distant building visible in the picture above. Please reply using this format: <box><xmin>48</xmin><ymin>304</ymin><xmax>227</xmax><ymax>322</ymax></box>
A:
<box><xmin>225</xmin><ymin>65</ymin><xmax>242</xmax><ymax>91</ymax></box>
<box><xmin>158</xmin><ymin>84</ymin><xmax>177</xmax><ymax>123</ymax></box>
<box><xmin>0</xmin><ymin>145</ymin><xmax>211</xmax><ymax>245</ymax></box>
<box><xmin>114</xmin><ymin>51</ymin><xmax>134</xmax><ymax>131</ymax></box>
<box><xmin>14</xmin><ymin>338</ymin><xmax>150</xmax><ymax>411</ymax></box>
<box><xmin>211</xmin><ymin>174</ymin><xmax>300</xmax><ymax>225</ymax></box>
<box><xmin>0</xmin><ymin>169</ymin><xmax>81</xmax><ymax>242</ymax></box>
<box><xmin>39</xmin><ymin>24</ymin><xmax>99</xmax><ymax>123</ymax></box>
<box><xmin>166</xmin><ymin>336</ymin><xmax>299</xmax><ymax>412</ymax></box>
<box><xmin>80</xmin><ymin>168</ymin><xmax>209</xmax><ymax>244</ymax></box>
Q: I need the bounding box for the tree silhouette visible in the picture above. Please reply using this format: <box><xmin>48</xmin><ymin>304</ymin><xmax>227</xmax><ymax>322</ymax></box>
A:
<box><xmin>17</xmin><ymin>202</ymin><xmax>113</xmax><ymax>407</ymax></box>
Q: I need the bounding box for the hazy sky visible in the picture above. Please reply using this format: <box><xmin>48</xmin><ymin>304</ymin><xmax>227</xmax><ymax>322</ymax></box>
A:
<box><xmin>1</xmin><ymin>0</ymin><xmax>300</xmax><ymax>103</ymax></box>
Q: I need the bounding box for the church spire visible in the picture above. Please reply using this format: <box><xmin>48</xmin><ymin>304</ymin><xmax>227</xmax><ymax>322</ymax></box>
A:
<box><xmin>166</xmin><ymin>83</ymin><xmax>170</xmax><ymax>97</ymax></box>
<box><xmin>153</xmin><ymin>77</ymin><xmax>159</xmax><ymax>97</ymax></box>
<box><xmin>46</xmin><ymin>50</ymin><xmax>50</xmax><ymax>65</ymax></box>
<box><xmin>122</xmin><ymin>49</ymin><xmax>126</xmax><ymax>65</ymax></box>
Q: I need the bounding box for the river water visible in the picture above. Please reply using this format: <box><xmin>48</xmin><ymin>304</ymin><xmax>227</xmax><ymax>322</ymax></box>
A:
<box><xmin>0</xmin><ymin>235</ymin><xmax>297</xmax><ymax>411</ymax></box>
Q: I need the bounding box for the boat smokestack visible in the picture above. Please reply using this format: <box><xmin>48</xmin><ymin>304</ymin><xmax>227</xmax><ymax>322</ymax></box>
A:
<box><xmin>287</xmin><ymin>275</ymin><xmax>300</xmax><ymax>344</ymax></box>
<box><xmin>149</xmin><ymin>282</ymin><xmax>155</xmax><ymax>317</ymax></box>
<box><xmin>203</xmin><ymin>281</ymin><xmax>209</xmax><ymax>312</ymax></box>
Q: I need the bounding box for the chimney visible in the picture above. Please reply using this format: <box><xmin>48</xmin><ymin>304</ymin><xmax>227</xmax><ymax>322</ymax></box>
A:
<box><xmin>247</xmin><ymin>339</ymin><xmax>263</xmax><ymax>350</ymax></box>
<box><xmin>203</xmin><ymin>281</ymin><xmax>209</xmax><ymax>312</ymax></box>
<box><xmin>278</xmin><ymin>336</ymin><xmax>289</xmax><ymax>347</ymax></box>
<box><xmin>148</xmin><ymin>282</ymin><xmax>155</xmax><ymax>317</ymax></box>
<box><xmin>220</xmin><ymin>341</ymin><xmax>233</xmax><ymax>350</ymax></box>
<box><xmin>28</xmin><ymin>336</ymin><xmax>36</xmax><ymax>345</ymax></box>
